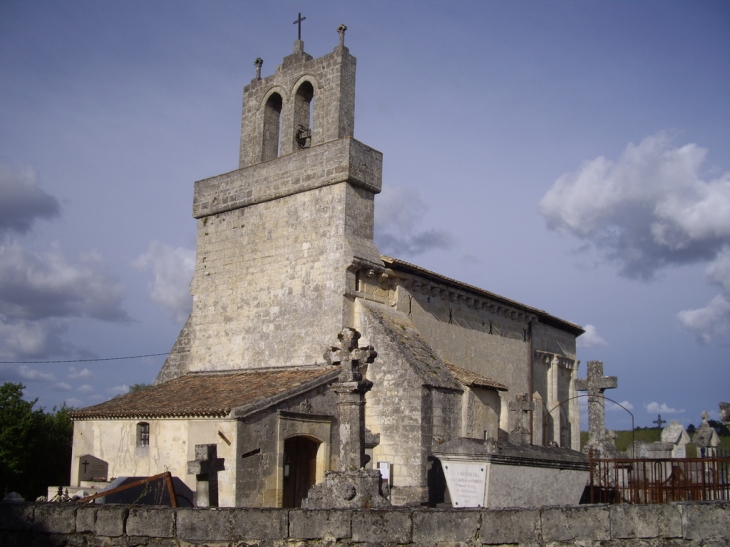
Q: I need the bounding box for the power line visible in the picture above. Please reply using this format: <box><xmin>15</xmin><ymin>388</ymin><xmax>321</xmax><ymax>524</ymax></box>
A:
<box><xmin>0</xmin><ymin>353</ymin><xmax>169</xmax><ymax>364</ymax></box>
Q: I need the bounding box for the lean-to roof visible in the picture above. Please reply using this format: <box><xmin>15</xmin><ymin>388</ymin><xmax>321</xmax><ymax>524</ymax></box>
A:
<box><xmin>445</xmin><ymin>362</ymin><xmax>508</xmax><ymax>391</ymax></box>
<box><xmin>69</xmin><ymin>366</ymin><xmax>339</xmax><ymax>420</ymax></box>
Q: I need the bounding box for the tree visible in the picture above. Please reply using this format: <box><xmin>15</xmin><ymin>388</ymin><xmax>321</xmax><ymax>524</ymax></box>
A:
<box><xmin>0</xmin><ymin>383</ymin><xmax>73</xmax><ymax>500</ymax></box>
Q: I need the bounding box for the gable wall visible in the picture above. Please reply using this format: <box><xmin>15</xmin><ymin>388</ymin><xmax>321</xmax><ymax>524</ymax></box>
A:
<box><xmin>71</xmin><ymin>418</ymin><xmax>238</xmax><ymax>506</ymax></box>
<box><xmin>236</xmin><ymin>383</ymin><xmax>339</xmax><ymax>508</ymax></box>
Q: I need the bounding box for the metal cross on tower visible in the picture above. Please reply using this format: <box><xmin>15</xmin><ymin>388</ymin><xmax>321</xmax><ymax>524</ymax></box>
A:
<box><xmin>293</xmin><ymin>12</ymin><xmax>306</xmax><ymax>40</ymax></box>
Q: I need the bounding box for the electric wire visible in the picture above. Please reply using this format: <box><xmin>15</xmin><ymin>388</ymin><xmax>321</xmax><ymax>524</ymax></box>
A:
<box><xmin>0</xmin><ymin>353</ymin><xmax>169</xmax><ymax>364</ymax></box>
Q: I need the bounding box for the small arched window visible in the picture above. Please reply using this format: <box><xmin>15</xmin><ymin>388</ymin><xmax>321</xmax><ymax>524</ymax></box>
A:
<box><xmin>293</xmin><ymin>81</ymin><xmax>314</xmax><ymax>149</ymax></box>
<box><xmin>262</xmin><ymin>92</ymin><xmax>283</xmax><ymax>161</ymax></box>
<box><xmin>136</xmin><ymin>422</ymin><xmax>150</xmax><ymax>447</ymax></box>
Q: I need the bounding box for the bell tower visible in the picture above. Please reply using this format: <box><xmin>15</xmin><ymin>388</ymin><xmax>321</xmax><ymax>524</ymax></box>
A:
<box><xmin>157</xmin><ymin>25</ymin><xmax>384</xmax><ymax>382</ymax></box>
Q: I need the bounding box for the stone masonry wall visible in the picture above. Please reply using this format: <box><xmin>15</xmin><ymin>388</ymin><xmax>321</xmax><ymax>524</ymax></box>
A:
<box><xmin>2</xmin><ymin>501</ymin><xmax>727</xmax><ymax>546</ymax></box>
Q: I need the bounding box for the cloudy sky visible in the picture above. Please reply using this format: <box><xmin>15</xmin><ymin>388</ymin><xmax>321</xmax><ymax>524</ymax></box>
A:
<box><xmin>1</xmin><ymin>1</ymin><xmax>728</xmax><ymax>430</ymax></box>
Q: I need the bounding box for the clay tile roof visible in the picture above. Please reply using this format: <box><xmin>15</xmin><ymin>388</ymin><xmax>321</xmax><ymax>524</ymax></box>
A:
<box><xmin>445</xmin><ymin>362</ymin><xmax>508</xmax><ymax>391</ymax></box>
<box><xmin>69</xmin><ymin>366</ymin><xmax>339</xmax><ymax>420</ymax></box>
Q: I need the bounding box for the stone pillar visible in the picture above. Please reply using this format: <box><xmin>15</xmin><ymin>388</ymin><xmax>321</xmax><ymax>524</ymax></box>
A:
<box><xmin>303</xmin><ymin>328</ymin><xmax>389</xmax><ymax>508</ymax></box>
<box><xmin>333</xmin><ymin>380</ymin><xmax>371</xmax><ymax>470</ymax></box>
<box><xmin>575</xmin><ymin>361</ymin><xmax>618</xmax><ymax>457</ymax></box>
<box><xmin>532</xmin><ymin>391</ymin><xmax>544</xmax><ymax>446</ymax></box>
<box><xmin>508</xmin><ymin>393</ymin><xmax>534</xmax><ymax>446</ymax></box>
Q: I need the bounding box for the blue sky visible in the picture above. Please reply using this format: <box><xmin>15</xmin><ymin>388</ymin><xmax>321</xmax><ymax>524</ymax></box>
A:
<box><xmin>1</xmin><ymin>1</ymin><xmax>728</xmax><ymax>431</ymax></box>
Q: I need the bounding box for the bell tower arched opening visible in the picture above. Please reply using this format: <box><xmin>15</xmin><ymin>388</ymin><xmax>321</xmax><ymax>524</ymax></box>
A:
<box><xmin>262</xmin><ymin>92</ymin><xmax>283</xmax><ymax>161</ymax></box>
<box><xmin>293</xmin><ymin>81</ymin><xmax>314</xmax><ymax>150</ymax></box>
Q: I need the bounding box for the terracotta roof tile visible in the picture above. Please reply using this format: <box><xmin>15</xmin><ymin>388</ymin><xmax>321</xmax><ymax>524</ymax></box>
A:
<box><xmin>69</xmin><ymin>366</ymin><xmax>339</xmax><ymax>420</ymax></box>
<box><xmin>445</xmin><ymin>362</ymin><xmax>508</xmax><ymax>391</ymax></box>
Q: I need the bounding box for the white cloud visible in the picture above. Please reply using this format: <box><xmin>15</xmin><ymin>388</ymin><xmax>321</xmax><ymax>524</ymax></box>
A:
<box><xmin>0</xmin><ymin>244</ymin><xmax>130</xmax><ymax>359</ymax></box>
<box><xmin>705</xmin><ymin>248</ymin><xmax>730</xmax><ymax>293</ymax></box>
<box><xmin>375</xmin><ymin>186</ymin><xmax>454</xmax><ymax>257</ymax></box>
<box><xmin>0</xmin><ymin>317</ymin><xmax>71</xmax><ymax>359</ymax></box>
<box><xmin>53</xmin><ymin>382</ymin><xmax>72</xmax><ymax>391</ymax></box>
<box><xmin>76</xmin><ymin>384</ymin><xmax>95</xmax><ymax>394</ymax></box>
<box><xmin>677</xmin><ymin>248</ymin><xmax>730</xmax><ymax>344</ymax></box>
<box><xmin>0</xmin><ymin>164</ymin><xmax>60</xmax><ymax>237</ymax></box>
<box><xmin>540</xmin><ymin>132</ymin><xmax>730</xmax><ymax>279</ymax></box>
<box><xmin>645</xmin><ymin>402</ymin><xmax>685</xmax><ymax>415</ymax></box>
<box><xmin>607</xmin><ymin>400</ymin><xmax>634</xmax><ymax>412</ymax></box>
<box><xmin>576</xmin><ymin>324</ymin><xmax>607</xmax><ymax>348</ymax></box>
<box><xmin>17</xmin><ymin>365</ymin><xmax>55</xmax><ymax>382</ymax></box>
<box><xmin>541</xmin><ymin>133</ymin><xmax>730</xmax><ymax>346</ymax></box>
<box><xmin>106</xmin><ymin>384</ymin><xmax>129</xmax><ymax>396</ymax></box>
<box><xmin>68</xmin><ymin>366</ymin><xmax>94</xmax><ymax>380</ymax></box>
<box><xmin>676</xmin><ymin>294</ymin><xmax>730</xmax><ymax>345</ymax></box>
<box><xmin>65</xmin><ymin>397</ymin><xmax>84</xmax><ymax>407</ymax></box>
<box><xmin>0</xmin><ymin>244</ymin><xmax>130</xmax><ymax>322</ymax></box>
<box><xmin>133</xmin><ymin>241</ymin><xmax>194</xmax><ymax>323</ymax></box>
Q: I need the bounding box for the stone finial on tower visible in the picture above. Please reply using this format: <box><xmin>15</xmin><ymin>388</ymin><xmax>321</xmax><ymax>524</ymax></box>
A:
<box><xmin>337</xmin><ymin>24</ymin><xmax>347</xmax><ymax>47</ymax></box>
<box><xmin>254</xmin><ymin>58</ymin><xmax>263</xmax><ymax>80</ymax></box>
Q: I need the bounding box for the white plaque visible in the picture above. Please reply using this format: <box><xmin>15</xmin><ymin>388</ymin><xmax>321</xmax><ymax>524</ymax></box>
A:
<box><xmin>441</xmin><ymin>461</ymin><xmax>486</xmax><ymax>508</ymax></box>
<box><xmin>377</xmin><ymin>461</ymin><xmax>390</xmax><ymax>481</ymax></box>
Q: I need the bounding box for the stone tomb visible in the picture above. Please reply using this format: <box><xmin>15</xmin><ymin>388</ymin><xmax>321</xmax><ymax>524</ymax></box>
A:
<box><xmin>77</xmin><ymin>454</ymin><xmax>108</xmax><ymax>482</ymax></box>
<box><xmin>661</xmin><ymin>420</ymin><xmax>690</xmax><ymax>458</ymax></box>
<box><xmin>433</xmin><ymin>437</ymin><xmax>589</xmax><ymax>509</ymax></box>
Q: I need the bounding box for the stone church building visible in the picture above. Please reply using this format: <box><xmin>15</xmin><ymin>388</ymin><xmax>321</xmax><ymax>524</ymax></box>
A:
<box><xmin>69</xmin><ymin>29</ymin><xmax>584</xmax><ymax>508</ymax></box>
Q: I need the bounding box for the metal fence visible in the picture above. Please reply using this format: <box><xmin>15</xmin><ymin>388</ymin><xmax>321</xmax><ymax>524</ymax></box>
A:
<box><xmin>586</xmin><ymin>452</ymin><xmax>730</xmax><ymax>504</ymax></box>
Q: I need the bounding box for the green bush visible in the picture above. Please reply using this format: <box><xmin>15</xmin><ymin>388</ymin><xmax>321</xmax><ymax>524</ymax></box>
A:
<box><xmin>0</xmin><ymin>383</ymin><xmax>73</xmax><ymax>500</ymax></box>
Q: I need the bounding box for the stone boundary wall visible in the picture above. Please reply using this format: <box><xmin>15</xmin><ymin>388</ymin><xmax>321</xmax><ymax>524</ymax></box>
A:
<box><xmin>0</xmin><ymin>501</ymin><xmax>727</xmax><ymax>546</ymax></box>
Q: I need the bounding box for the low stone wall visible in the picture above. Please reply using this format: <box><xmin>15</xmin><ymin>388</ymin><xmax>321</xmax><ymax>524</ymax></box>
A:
<box><xmin>0</xmin><ymin>501</ymin><xmax>727</xmax><ymax>546</ymax></box>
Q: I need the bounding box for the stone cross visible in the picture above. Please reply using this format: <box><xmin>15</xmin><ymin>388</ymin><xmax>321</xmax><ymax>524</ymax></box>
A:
<box><xmin>293</xmin><ymin>12</ymin><xmax>306</xmax><ymax>41</ymax></box>
<box><xmin>606</xmin><ymin>430</ymin><xmax>618</xmax><ymax>448</ymax></box>
<box><xmin>254</xmin><ymin>58</ymin><xmax>263</xmax><ymax>80</ymax></box>
<box><xmin>575</xmin><ymin>360</ymin><xmax>617</xmax><ymax>453</ymax></box>
<box><xmin>187</xmin><ymin>444</ymin><xmax>224</xmax><ymax>507</ymax></box>
<box><xmin>653</xmin><ymin>414</ymin><xmax>666</xmax><ymax>429</ymax></box>
<box><xmin>325</xmin><ymin>328</ymin><xmax>376</xmax><ymax>470</ymax></box>
<box><xmin>508</xmin><ymin>393</ymin><xmax>534</xmax><ymax>445</ymax></box>
<box><xmin>337</xmin><ymin>24</ymin><xmax>347</xmax><ymax>47</ymax></box>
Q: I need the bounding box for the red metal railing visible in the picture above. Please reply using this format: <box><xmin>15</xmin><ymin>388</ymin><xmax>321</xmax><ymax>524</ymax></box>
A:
<box><xmin>587</xmin><ymin>452</ymin><xmax>730</xmax><ymax>504</ymax></box>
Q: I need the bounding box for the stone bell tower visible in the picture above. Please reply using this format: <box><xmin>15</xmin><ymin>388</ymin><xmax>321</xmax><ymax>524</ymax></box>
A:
<box><xmin>157</xmin><ymin>26</ymin><xmax>384</xmax><ymax>382</ymax></box>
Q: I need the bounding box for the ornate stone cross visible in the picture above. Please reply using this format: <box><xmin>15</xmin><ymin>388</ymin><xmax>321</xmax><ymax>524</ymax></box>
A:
<box><xmin>575</xmin><ymin>360</ymin><xmax>617</xmax><ymax>454</ymax></box>
<box><xmin>293</xmin><ymin>12</ymin><xmax>306</xmax><ymax>41</ymax></box>
<box><xmin>508</xmin><ymin>393</ymin><xmax>534</xmax><ymax>445</ymax></box>
<box><xmin>325</xmin><ymin>328</ymin><xmax>376</xmax><ymax>470</ymax></box>
<box><xmin>187</xmin><ymin>444</ymin><xmax>224</xmax><ymax>507</ymax></box>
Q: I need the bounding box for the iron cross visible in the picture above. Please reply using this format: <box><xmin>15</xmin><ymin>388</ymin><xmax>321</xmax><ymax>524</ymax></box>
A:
<box><xmin>653</xmin><ymin>414</ymin><xmax>666</xmax><ymax>429</ymax></box>
<box><xmin>293</xmin><ymin>12</ymin><xmax>306</xmax><ymax>40</ymax></box>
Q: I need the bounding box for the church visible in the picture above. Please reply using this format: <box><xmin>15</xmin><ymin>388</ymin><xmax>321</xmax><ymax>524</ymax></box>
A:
<box><xmin>69</xmin><ymin>26</ymin><xmax>584</xmax><ymax>508</ymax></box>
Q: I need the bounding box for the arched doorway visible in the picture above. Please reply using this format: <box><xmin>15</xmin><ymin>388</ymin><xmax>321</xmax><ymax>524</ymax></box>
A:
<box><xmin>282</xmin><ymin>436</ymin><xmax>320</xmax><ymax>508</ymax></box>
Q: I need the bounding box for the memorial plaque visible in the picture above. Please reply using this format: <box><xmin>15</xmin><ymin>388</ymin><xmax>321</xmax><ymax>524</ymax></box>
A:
<box><xmin>441</xmin><ymin>461</ymin><xmax>486</xmax><ymax>508</ymax></box>
<box><xmin>78</xmin><ymin>454</ymin><xmax>108</xmax><ymax>482</ymax></box>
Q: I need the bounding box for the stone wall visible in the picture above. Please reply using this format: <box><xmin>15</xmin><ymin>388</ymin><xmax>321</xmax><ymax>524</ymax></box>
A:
<box><xmin>1</xmin><ymin>502</ymin><xmax>727</xmax><ymax>546</ymax></box>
